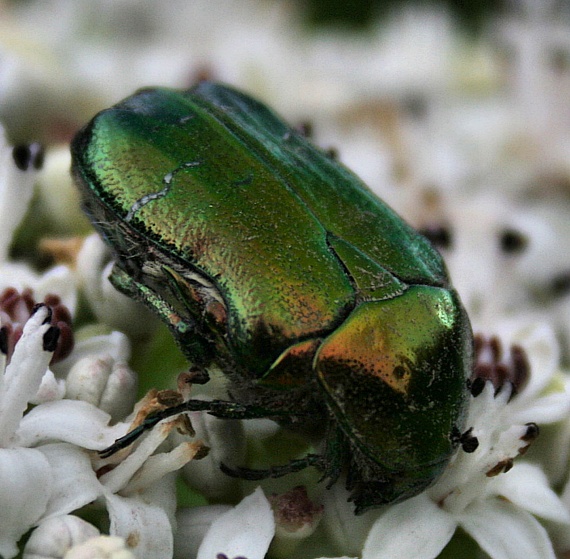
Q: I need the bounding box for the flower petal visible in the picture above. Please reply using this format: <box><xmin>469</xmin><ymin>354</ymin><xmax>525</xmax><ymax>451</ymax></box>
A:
<box><xmin>38</xmin><ymin>443</ymin><xmax>102</xmax><ymax>519</ymax></box>
<box><xmin>509</xmin><ymin>392</ymin><xmax>570</xmax><ymax>425</ymax></box>
<box><xmin>0</xmin><ymin>448</ymin><xmax>51</xmax><ymax>559</ymax></box>
<box><xmin>0</xmin><ymin>306</ymin><xmax>52</xmax><ymax>445</ymax></box>
<box><xmin>30</xmin><ymin>368</ymin><xmax>66</xmax><ymax>404</ymax></box>
<box><xmin>321</xmin><ymin>481</ymin><xmax>380</xmax><ymax>556</ymax></box>
<box><xmin>0</xmin><ymin>128</ymin><xmax>37</xmax><ymax>261</ymax></box>
<box><xmin>174</xmin><ymin>505</ymin><xmax>232</xmax><ymax>559</ymax></box>
<box><xmin>492</xmin><ymin>462</ymin><xmax>570</xmax><ymax>523</ymax></box>
<box><xmin>16</xmin><ymin>399</ymin><xmax>125</xmax><ymax>449</ymax></box>
<box><xmin>106</xmin><ymin>492</ymin><xmax>173</xmax><ymax>559</ymax></box>
<box><xmin>459</xmin><ymin>499</ymin><xmax>556</xmax><ymax>559</ymax></box>
<box><xmin>61</xmin><ymin>331</ymin><xmax>131</xmax><ymax>373</ymax></box>
<box><xmin>65</xmin><ymin>355</ymin><xmax>138</xmax><ymax>422</ymax></box>
<box><xmin>197</xmin><ymin>486</ymin><xmax>275</xmax><ymax>559</ymax></box>
<box><xmin>362</xmin><ymin>493</ymin><xmax>456</xmax><ymax>559</ymax></box>
<box><xmin>123</xmin><ymin>441</ymin><xmax>204</xmax><ymax>495</ymax></box>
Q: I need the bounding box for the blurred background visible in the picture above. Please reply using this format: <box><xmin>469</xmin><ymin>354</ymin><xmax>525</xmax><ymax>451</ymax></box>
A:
<box><xmin>1</xmin><ymin>0</ymin><xmax>570</xmax><ymax>359</ymax></box>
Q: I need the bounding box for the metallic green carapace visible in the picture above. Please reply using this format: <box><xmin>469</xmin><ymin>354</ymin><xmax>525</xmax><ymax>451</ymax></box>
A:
<box><xmin>71</xmin><ymin>82</ymin><xmax>474</xmax><ymax>513</ymax></box>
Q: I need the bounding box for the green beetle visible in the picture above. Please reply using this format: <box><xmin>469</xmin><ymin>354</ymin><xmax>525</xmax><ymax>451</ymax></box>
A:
<box><xmin>71</xmin><ymin>82</ymin><xmax>474</xmax><ymax>513</ymax></box>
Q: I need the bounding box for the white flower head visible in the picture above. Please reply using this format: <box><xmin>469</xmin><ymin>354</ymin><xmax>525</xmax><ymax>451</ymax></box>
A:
<box><xmin>0</xmin><ymin>289</ymin><xmax>202</xmax><ymax>558</ymax></box>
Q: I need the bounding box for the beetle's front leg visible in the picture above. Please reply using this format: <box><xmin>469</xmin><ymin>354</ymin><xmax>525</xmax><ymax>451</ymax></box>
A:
<box><xmin>109</xmin><ymin>264</ymin><xmax>215</xmax><ymax>364</ymax></box>
<box><xmin>109</xmin><ymin>264</ymin><xmax>194</xmax><ymax>334</ymax></box>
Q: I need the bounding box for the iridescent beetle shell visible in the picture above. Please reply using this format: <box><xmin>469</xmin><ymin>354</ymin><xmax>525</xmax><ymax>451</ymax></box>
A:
<box><xmin>71</xmin><ymin>82</ymin><xmax>473</xmax><ymax>513</ymax></box>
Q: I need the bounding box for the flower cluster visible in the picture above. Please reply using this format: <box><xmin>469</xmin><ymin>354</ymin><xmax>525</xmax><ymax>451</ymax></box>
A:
<box><xmin>0</xmin><ymin>1</ymin><xmax>569</xmax><ymax>559</ymax></box>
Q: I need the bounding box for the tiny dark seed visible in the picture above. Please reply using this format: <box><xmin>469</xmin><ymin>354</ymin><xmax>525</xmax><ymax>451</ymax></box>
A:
<box><xmin>42</xmin><ymin>325</ymin><xmax>60</xmax><ymax>352</ymax></box>
<box><xmin>461</xmin><ymin>435</ymin><xmax>479</xmax><ymax>453</ymax></box>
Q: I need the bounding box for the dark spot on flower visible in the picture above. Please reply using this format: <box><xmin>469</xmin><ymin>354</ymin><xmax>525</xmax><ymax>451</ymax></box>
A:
<box><xmin>468</xmin><ymin>376</ymin><xmax>485</xmax><ymax>397</ymax></box>
<box><xmin>417</xmin><ymin>224</ymin><xmax>452</xmax><ymax>250</ymax></box>
<box><xmin>326</xmin><ymin>147</ymin><xmax>338</xmax><ymax>159</ymax></box>
<box><xmin>550</xmin><ymin>272</ymin><xmax>570</xmax><ymax>297</ymax></box>
<box><xmin>499</xmin><ymin>228</ymin><xmax>527</xmax><ymax>255</ymax></box>
<box><xmin>295</xmin><ymin>121</ymin><xmax>313</xmax><ymax>138</ymax></box>
<box><xmin>12</xmin><ymin>142</ymin><xmax>44</xmax><ymax>171</ymax></box>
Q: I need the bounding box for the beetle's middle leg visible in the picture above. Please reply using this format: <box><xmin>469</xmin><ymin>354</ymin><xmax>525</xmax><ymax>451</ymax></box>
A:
<box><xmin>99</xmin><ymin>397</ymin><xmax>312</xmax><ymax>459</ymax></box>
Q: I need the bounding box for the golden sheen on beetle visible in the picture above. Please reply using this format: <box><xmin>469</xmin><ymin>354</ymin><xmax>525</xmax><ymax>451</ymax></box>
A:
<box><xmin>71</xmin><ymin>81</ymin><xmax>474</xmax><ymax>514</ymax></box>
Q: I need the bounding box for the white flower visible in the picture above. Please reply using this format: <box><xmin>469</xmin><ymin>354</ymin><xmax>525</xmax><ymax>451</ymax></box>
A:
<box><xmin>0</xmin><ymin>305</ymin><xmax>68</xmax><ymax>558</ymax></box>
<box><xmin>0</xmin><ymin>301</ymin><xmax>202</xmax><ymax>558</ymax></box>
<box><xmin>195</xmin><ymin>487</ymin><xmax>275</xmax><ymax>559</ymax></box>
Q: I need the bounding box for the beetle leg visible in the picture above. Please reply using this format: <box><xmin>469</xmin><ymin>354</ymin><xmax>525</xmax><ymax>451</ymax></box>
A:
<box><xmin>99</xmin><ymin>398</ymin><xmax>312</xmax><ymax>458</ymax></box>
<box><xmin>110</xmin><ymin>264</ymin><xmax>215</xmax><ymax>364</ymax></box>
<box><xmin>320</xmin><ymin>423</ymin><xmax>349</xmax><ymax>487</ymax></box>
<box><xmin>99</xmin><ymin>398</ymin><xmax>217</xmax><ymax>458</ymax></box>
<box><xmin>219</xmin><ymin>453</ymin><xmax>324</xmax><ymax>480</ymax></box>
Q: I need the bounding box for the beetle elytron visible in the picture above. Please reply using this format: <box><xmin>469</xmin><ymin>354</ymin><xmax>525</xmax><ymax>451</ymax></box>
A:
<box><xmin>71</xmin><ymin>82</ymin><xmax>474</xmax><ymax>513</ymax></box>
